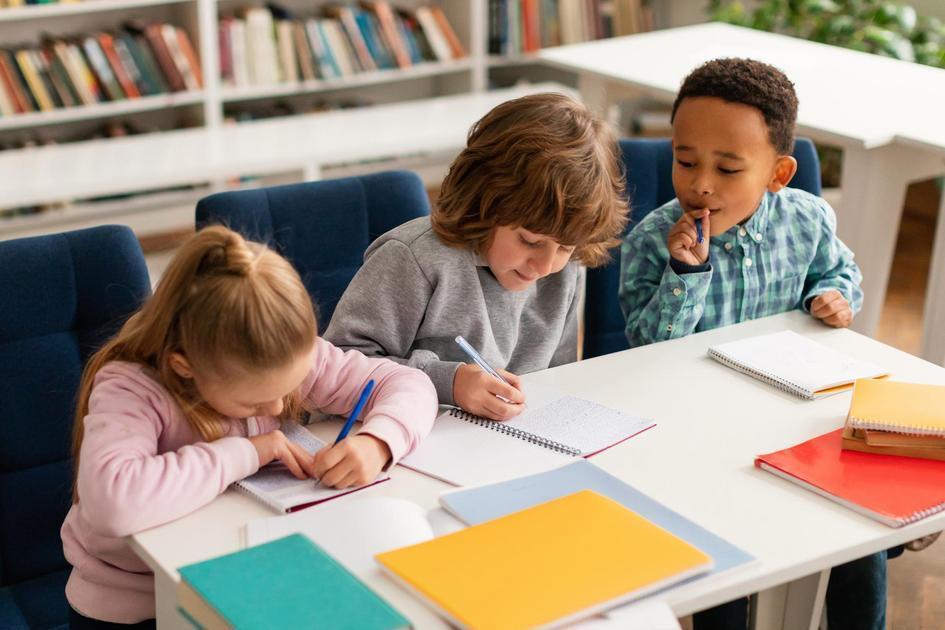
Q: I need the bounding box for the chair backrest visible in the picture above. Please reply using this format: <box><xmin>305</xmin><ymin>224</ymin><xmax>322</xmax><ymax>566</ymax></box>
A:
<box><xmin>0</xmin><ymin>226</ymin><xmax>150</xmax><ymax>626</ymax></box>
<box><xmin>195</xmin><ymin>170</ymin><xmax>431</xmax><ymax>328</ymax></box>
<box><xmin>583</xmin><ymin>137</ymin><xmax>822</xmax><ymax>359</ymax></box>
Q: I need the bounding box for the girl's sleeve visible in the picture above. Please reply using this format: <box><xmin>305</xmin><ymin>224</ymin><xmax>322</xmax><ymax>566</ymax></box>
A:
<box><xmin>299</xmin><ymin>338</ymin><xmax>438</xmax><ymax>465</ymax></box>
<box><xmin>76</xmin><ymin>371</ymin><xmax>260</xmax><ymax>538</ymax></box>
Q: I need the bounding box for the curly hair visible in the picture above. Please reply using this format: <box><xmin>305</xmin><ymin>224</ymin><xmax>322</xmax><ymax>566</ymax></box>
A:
<box><xmin>433</xmin><ymin>92</ymin><xmax>628</xmax><ymax>268</ymax></box>
<box><xmin>671</xmin><ymin>58</ymin><xmax>798</xmax><ymax>154</ymax></box>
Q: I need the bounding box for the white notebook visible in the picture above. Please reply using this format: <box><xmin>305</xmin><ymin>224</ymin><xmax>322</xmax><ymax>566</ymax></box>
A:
<box><xmin>707</xmin><ymin>330</ymin><xmax>887</xmax><ymax>400</ymax></box>
<box><xmin>399</xmin><ymin>392</ymin><xmax>655</xmax><ymax>486</ymax></box>
<box><xmin>233</xmin><ymin>422</ymin><xmax>390</xmax><ymax>513</ymax></box>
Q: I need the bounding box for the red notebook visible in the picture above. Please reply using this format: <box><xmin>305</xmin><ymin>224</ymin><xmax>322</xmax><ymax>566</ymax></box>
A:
<box><xmin>755</xmin><ymin>429</ymin><xmax>945</xmax><ymax>527</ymax></box>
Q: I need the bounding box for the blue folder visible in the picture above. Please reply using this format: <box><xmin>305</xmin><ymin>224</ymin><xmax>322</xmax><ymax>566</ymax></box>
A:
<box><xmin>440</xmin><ymin>459</ymin><xmax>754</xmax><ymax>576</ymax></box>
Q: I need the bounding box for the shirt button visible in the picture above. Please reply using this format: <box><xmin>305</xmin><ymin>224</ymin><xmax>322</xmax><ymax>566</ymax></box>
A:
<box><xmin>755</xmin><ymin>233</ymin><xmax>763</xmax><ymax>241</ymax></box>
<box><xmin>745</xmin><ymin>257</ymin><xmax>753</xmax><ymax>267</ymax></box>
<box><xmin>666</xmin><ymin>324</ymin><xmax>674</xmax><ymax>332</ymax></box>
<box><xmin>672</xmin><ymin>287</ymin><xmax>682</xmax><ymax>297</ymax></box>
<box><xmin>724</xmin><ymin>242</ymin><xmax>733</xmax><ymax>251</ymax></box>
<box><xmin>738</xmin><ymin>228</ymin><xmax>747</xmax><ymax>237</ymax></box>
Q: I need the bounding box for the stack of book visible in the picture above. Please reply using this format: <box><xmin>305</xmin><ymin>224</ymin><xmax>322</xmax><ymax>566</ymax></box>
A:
<box><xmin>0</xmin><ymin>21</ymin><xmax>202</xmax><ymax>117</ymax></box>
<box><xmin>218</xmin><ymin>2</ymin><xmax>465</xmax><ymax>89</ymax></box>
<box><xmin>841</xmin><ymin>379</ymin><xmax>945</xmax><ymax>462</ymax></box>
<box><xmin>488</xmin><ymin>0</ymin><xmax>654</xmax><ymax>55</ymax></box>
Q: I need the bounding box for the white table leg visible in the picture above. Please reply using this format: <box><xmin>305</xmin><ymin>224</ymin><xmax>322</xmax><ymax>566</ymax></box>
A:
<box><xmin>922</xmin><ymin>181</ymin><xmax>945</xmax><ymax>365</ymax></box>
<box><xmin>836</xmin><ymin>145</ymin><xmax>943</xmax><ymax>338</ymax></box>
<box><xmin>154</xmin><ymin>571</ymin><xmax>187</xmax><ymax>630</ymax></box>
<box><xmin>751</xmin><ymin>569</ymin><xmax>829</xmax><ymax>630</ymax></box>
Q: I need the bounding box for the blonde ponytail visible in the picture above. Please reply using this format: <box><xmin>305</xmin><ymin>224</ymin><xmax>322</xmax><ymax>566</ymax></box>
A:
<box><xmin>72</xmin><ymin>226</ymin><xmax>317</xmax><ymax>497</ymax></box>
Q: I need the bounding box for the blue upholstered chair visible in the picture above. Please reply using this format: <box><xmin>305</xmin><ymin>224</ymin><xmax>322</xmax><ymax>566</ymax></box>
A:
<box><xmin>583</xmin><ymin>137</ymin><xmax>822</xmax><ymax>359</ymax></box>
<box><xmin>0</xmin><ymin>226</ymin><xmax>151</xmax><ymax>629</ymax></box>
<box><xmin>195</xmin><ymin>170</ymin><xmax>431</xmax><ymax>328</ymax></box>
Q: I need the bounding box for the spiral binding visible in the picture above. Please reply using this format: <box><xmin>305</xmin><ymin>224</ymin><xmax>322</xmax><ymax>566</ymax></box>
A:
<box><xmin>708</xmin><ymin>349</ymin><xmax>813</xmax><ymax>400</ymax></box>
<box><xmin>901</xmin><ymin>502</ymin><xmax>945</xmax><ymax>526</ymax></box>
<box><xmin>447</xmin><ymin>408</ymin><xmax>581</xmax><ymax>456</ymax></box>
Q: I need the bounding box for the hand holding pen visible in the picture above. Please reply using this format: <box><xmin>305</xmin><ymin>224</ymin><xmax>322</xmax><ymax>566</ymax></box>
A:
<box><xmin>452</xmin><ymin>336</ymin><xmax>525</xmax><ymax>421</ymax></box>
<box><xmin>313</xmin><ymin>379</ymin><xmax>392</xmax><ymax>489</ymax></box>
<box><xmin>668</xmin><ymin>208</ymin><xmax>710</xmax><ymax>266</ymax></box>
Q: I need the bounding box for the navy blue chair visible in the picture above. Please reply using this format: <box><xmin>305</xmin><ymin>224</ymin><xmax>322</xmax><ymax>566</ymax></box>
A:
<box><xmin>196</xmin><ymin>170</ymin><xmax>431</xmax><ymax>328</ymax></box>
<box><xmin>583</xmin><ymin>137</ymin><xmax>822</xmax><ymax>359</ymax></box>
<box><xmin>0</xmin><ymin>226</ymin><xmax>151</xmax><ymax>629</ymax></box>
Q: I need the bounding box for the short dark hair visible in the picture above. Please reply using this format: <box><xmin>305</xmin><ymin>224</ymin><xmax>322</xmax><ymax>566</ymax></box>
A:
<box><xmin>671</xmin><ymin>58</ymin><xmax>798</xmax><ymax>154</ymax></box>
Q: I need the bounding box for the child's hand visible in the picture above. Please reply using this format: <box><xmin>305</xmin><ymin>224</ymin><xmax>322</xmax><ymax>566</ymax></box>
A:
<box><xmin>810</xmin><ymin>290</ymin><xmax>853</xmax><ymax>328</ymax></box>
<box><xmin>248</xmin><ymin>430</ymin><xmax>318</xmax><ymax>479</ymax></box>
<box><xmin>668</xmin><ymin>209</ymin><xmax>710</xmax><ymax>266</ymax></box>
<box><xmin>313</xmin><ymin>434</ymin><xmax>391</xmax><ymax>488</ymax></box>
<box><xmin>453</xmin><ymin>364</ymin><xmax>526</xmax><ymax>421</ymax></box>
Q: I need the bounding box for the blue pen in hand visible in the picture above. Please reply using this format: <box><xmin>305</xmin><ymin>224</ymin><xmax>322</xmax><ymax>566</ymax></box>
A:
<box><xmin>455</xmin><ymin>336</ymin><xmax>515</xmax><ymax>404</ymax></box>
<box><xmin>695</xmin><ymin>214</ymin><xmax>704</xmax><ymax>244</ymax></box>
<box><xmin>314</xmin><ymin>379</ymin><xmax>375</xmax><ymax>488</ymax></box>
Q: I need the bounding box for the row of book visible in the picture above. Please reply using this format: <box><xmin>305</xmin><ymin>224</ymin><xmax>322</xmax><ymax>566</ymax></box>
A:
<box><xmin>0</xmin><ymin>21</ymin><xmax>202</xmax><ymax>117</ymax></box>
<box><xmin>0</xmin><ymin>0</ymin><xmax>75</xmax><ymax>6</ymax></box>
<box><xmin>489</xmin><ymin>0</ymin><xmax>654</xmax><ymax>55</ymax></box>
<box><xmin>220</xmin><ymin>2</ymin><xmax>464</xmax><ymax>88</ymax></box>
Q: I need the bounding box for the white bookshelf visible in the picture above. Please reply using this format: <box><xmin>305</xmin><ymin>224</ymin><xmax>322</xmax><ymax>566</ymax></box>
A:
<box><xmin>0</xmin><ymin>0</ymin><xmax>670</xmax><ymax>237</ymax></box>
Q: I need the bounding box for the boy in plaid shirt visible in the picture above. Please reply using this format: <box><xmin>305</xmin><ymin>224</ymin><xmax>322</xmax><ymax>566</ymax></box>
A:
<box><xmin>619</xmin><ymin>59</ymin><xmax>883</xmax><ymax>630</ymax></box>
<box><xmin>619</xmin><ymin>58</ymin><xmax>862</xmax><ymax>348</ymax></box>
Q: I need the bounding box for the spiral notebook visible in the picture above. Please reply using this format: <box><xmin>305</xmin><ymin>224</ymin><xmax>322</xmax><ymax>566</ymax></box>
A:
<box><xmin>708</xmin><ymin>330</ymin><xmax>887</xmax><ymax>399</ymax></box>
<box><xmin>399</xmin><ymin>393</ymin><xmax>655</xmax><ymax>486</ymax></box>
<box><xmin>234</xmin><ymin>422</ymin><xmax>390</xmax><ymax>513</ymax></box>
<box><xmin>756</xmin><ymin>429</ymin><xmax>945</xmax><ymax>527</ymax></box>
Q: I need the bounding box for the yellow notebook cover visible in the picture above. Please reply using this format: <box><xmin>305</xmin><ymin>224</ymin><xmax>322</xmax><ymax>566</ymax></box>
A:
<box><xmin>375</xmin><ymin>490</ymin><xmax>712</xmax><ymax>629</ymax></box>
<box><xmin>848</xmin><ymin>380</ymin><xmax>945</xmax><ymax>436</ymax></box>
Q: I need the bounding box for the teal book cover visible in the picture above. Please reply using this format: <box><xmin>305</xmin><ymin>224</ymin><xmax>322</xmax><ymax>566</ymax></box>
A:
<box><xmin>178</xmin><ymin>533</ymin><xmax>409</xmax><ymax>629</ymax></box>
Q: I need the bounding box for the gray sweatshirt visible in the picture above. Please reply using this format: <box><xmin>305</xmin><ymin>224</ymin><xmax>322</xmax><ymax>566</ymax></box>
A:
<box><xmin>324</xmin><ymin>217</ymin><xmax>582</xmax><ymax>405</ymax></box>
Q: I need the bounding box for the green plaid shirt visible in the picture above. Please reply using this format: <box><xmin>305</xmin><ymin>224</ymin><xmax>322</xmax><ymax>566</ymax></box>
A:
<box><xmin>619</xmin><ymin>188</ymin><xmax>863</xmax><ymax>348</ymax></box>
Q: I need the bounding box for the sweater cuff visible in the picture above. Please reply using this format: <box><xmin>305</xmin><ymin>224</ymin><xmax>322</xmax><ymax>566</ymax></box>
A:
<box><xmin>424</xmin><ymin>360</ymin><xmax>463</xmax><ymax>406</ymax></box>
<box><xmin>217</xmin><ymin>436</ymin><xmax>261</xmax><ymax>485</ymax></box>
<box><xmin>358</xmin><ymin>416</ymin><xmax>410</xmax><ymax>467</ymax></box>
<box><xmin>669</xmin><ymin>257</ymin><xmax>711</xmax><ymax>275</ymax></box>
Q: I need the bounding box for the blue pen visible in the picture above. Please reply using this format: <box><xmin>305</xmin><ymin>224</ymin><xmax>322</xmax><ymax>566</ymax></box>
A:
<box><xmin>695</xmin><ymin>215</ymin><xmax>704</xmax><ymax>244</ymax></box>
<box><xmin>314</xmin><ymin>379</ymin><xmax>375</xmax><ymax>487</ymax></box>
<box><xmin>455</xmin><ymin>336</ymin><xmax>516</xmax><ymax>404</ymax></box>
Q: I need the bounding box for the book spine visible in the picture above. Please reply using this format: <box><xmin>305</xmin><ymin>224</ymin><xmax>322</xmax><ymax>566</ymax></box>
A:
<box><xmin>707</xmin><ymin>348</ymin><xmax>813</xmax><ymax>399</ymax></box>
<box><xmin>447</xmin><ymin>407</ymin><xmax>581</xmax><ymax>456</ymax></box>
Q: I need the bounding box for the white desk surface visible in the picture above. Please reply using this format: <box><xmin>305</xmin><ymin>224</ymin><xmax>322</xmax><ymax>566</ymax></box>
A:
<box><xmin>130</xmin><ymin>311</ymin><xmax>945</xmax><ymax>625</ymax></box>
<box><xmin>0</xmin><ymin>83</ymin><xmax>570</xmax><ymax>209</ymax></box>
<box><xmin>539</xmin><ymin>22</ymin><xmax>945</xmax><ymax>151</ymax></box>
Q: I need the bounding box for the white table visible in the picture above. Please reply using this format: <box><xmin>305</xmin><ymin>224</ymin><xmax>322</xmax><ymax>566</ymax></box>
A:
<box><xmin>129</xmin><ymin>311</ymin><xmax>945</xmax><ymax>630</ymax></box>
<box><xmin>539</xmin><ymin>23</ymin><xmax>945</xmax><ymax>365</ymax></box>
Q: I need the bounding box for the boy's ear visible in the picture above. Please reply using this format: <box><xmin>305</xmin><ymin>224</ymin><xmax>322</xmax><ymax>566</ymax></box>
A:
<box><xmin>168</xmin><ymin>352</ymin><xmax>194</xmax><ymax>379</ymax></box>
<box><xmin>767</xmin><ymin>155</ymin><xmax>798</xmax><ymax>193</ymax></box>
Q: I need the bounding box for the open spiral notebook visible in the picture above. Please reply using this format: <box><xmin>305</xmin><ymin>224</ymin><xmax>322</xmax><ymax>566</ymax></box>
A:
<box><xmin>399</xmin><ymin>387</ymin><xmax>655</xmax><ymax>486</ymax></box>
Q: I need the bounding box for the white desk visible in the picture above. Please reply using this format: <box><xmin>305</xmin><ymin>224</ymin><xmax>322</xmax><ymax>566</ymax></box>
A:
<box><xmin>539</xmin><ymin>23</ymin><xmax>945</xmax><ymax>364</ymax></box>
<box><xmin>130</xmin><ymin>311</ymin><xmax>945</xmax><ymax>630</ymax></box>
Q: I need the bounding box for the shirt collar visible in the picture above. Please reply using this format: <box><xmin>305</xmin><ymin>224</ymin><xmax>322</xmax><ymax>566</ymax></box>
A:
<box><xmin>712</xmin><ymin>190</ymin><xmax>773</xmax><ymax>247</ymax></box>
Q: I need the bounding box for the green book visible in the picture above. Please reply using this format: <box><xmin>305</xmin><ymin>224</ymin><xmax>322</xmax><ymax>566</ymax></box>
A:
<box><xmin>177</xmin><ymin>534</ymin><xmax>410</xmax><ymax>629</ymax></box>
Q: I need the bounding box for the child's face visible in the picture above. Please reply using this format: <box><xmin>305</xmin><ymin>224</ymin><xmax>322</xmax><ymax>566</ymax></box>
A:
<box><xmin>171</xmin><ymin>348</ymin><xmax>313</xmax><ymax>419</ymax></box>
<box><xmin>671</xmin><ymin>96</ymin><xmax>795</xmax><ymax>236</ymax></box>
<box><xmin>483</xmin><ymin>226</ymin><xmax>575</xmax><ymax>291</ymax></box>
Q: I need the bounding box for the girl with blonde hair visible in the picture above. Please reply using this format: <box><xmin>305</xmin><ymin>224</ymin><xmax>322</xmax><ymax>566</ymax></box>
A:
<box><xmin>62</xmin><ymin>225</ymin><xmax>436</xmax><ymax>628</ymax></box>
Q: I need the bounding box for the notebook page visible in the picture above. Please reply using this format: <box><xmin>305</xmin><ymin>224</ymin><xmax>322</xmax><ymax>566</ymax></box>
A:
<box><xmin>505</xmin><ymin>395</ymin><xmax>655</xmax><ymax>455</ymax></box>
<box><xmin>236</xmin><ymin>422</ymin><xmax>389</xmax><ymax>511</ymax></box>
<box><xmin>710</xmin><ymin>330</ymin><xmax>886</xmax><ymax>395</ymax></box>
<box><xmin>398</xmin><ymin>412</ymin><xmax>573</xmax><ymax>486</ymax></box>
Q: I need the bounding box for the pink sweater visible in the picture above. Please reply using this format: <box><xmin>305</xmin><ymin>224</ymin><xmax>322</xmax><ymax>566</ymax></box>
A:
<box><xmin>60</xmin><ymin>338</ymin><xmax>437</xmax><ymax>623</ymax></box>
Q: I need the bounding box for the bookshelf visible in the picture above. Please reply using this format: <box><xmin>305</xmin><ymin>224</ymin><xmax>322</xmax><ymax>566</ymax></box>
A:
<box><xmin>0</xmin><ymin>0</ymin><xmax>671</xmax><ymax>237</ymax></box>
